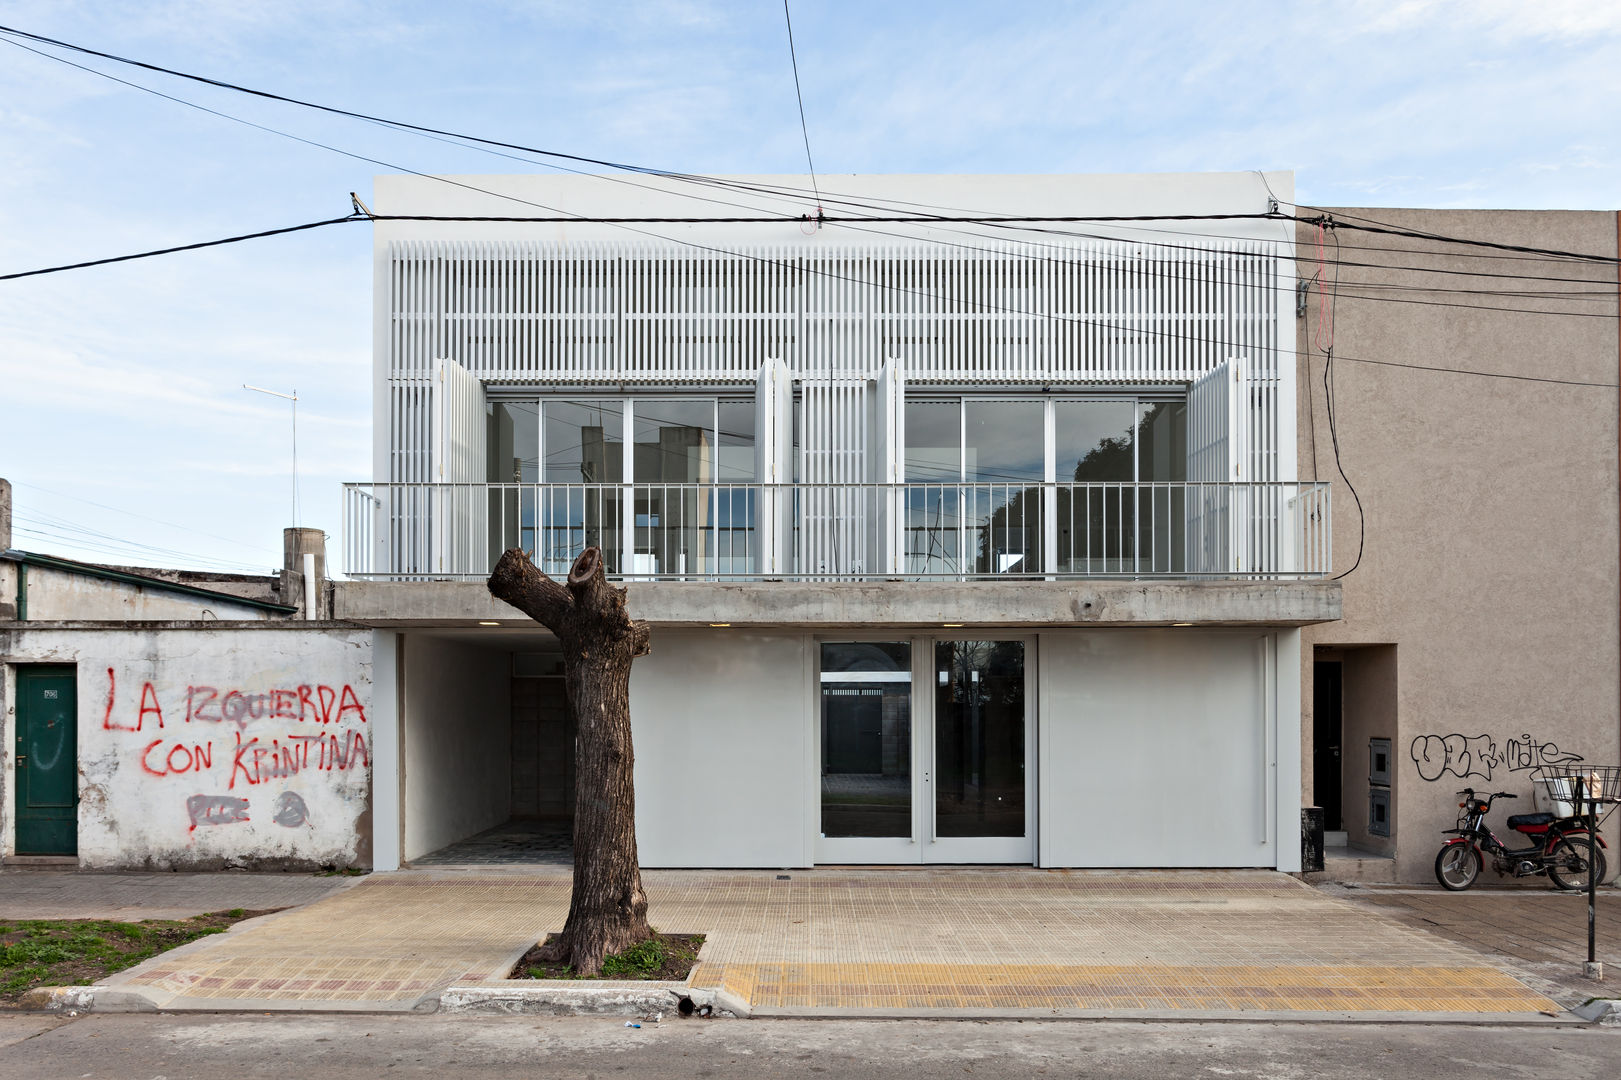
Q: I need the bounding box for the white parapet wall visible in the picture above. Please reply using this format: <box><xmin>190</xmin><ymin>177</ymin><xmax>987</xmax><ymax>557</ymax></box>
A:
<box><xmin>2</xmin><ymin>627</ymin><xmax>373</xmax><ymax>869</ymax></box>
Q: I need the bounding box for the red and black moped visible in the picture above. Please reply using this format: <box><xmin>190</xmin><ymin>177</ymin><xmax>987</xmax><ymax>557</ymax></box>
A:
<box><xmin>1434</xmin><ymin>787</ymin><xmax>1607</xmax><ymax>891</ymax></box>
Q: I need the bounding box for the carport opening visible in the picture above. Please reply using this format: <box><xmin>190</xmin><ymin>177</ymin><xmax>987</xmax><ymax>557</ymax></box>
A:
<box><xmin>403</xmin><ymin>634</ymin><xmax>574</xmax><ymax>866</ymax></box>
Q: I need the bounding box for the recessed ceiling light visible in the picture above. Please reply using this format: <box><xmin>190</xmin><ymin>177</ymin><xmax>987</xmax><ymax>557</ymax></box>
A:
<box><xmin>709</xmin><ymin>622</ymin><xmax>731</xmax><ymax>628</ymax></box>
<box><xmin>942</xmin><ymin>623</ymin><xmax>964</xmax><ymax>628</ymax></box>
<box><xmin>478</xmin><ymin>621</ymin><xmax>500</xmax><ymax>626</ymax></box>
<box><xmin>1172</xmin><ymin>622</ymin><xmax>1194</xmax><ymax>627</ymax></box>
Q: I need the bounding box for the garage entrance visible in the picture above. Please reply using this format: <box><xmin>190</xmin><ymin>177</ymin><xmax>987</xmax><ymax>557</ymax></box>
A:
<box><xmin>400</xmin><ymin>632</ymin><xmax>574</xmax><ymax>866</ymax></box>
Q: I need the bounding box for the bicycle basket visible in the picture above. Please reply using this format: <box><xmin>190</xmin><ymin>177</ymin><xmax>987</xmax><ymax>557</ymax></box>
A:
<box><xmin>1533</xmin><ymin>765</ymin><xmax>1621</xmax><ymax>813</ymax></box>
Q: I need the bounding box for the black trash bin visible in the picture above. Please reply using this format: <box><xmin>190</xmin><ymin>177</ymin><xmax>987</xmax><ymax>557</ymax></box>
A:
<box><xmin>1301</xmin><ymin>806</ymin><xmax>1325</xmax><ymax>873</ymax></box>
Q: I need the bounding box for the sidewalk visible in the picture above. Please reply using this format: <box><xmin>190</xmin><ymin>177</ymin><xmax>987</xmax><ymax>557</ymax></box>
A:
<box><xmin>60</xmin><ymin>867</ymin><xmax>1564</xmax><ymax>1020</ymax></box>
<box><xmin>1323</xmin><ymin>881</ymin><xmax>1620</xmax><ymax>1008</ymax></box>
<box><xmin>0</xmin><ymin>870</ymin><xmax>351</xmax><ymax>922</ymax></box>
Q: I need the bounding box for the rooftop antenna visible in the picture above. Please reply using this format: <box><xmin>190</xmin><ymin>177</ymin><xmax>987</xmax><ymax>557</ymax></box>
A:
<box><xmin>243</xmin><ymin>385</ymin><xmax>299</xmax><ymax>527</ymax></box>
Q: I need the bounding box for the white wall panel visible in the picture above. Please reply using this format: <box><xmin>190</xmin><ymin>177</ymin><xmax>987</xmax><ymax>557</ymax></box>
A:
<box><xmin>630</xmin><ymin>631</ymin><xmax>810</xmax><ymax>867</ymax></box>
<box><xmin>1038</xmin><ymin>630</ymin><xmax>1277</xmax><ymax>867</ymax></box>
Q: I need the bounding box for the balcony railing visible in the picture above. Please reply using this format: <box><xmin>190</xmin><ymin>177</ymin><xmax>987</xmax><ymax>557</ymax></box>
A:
<box><xmin>342</xmin><ymin>481</ymin><xmax>1331</xmax><ymax>582</ymax></box>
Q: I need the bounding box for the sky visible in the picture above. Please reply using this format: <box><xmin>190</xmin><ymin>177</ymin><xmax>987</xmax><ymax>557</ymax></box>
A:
<box><xmin>1</xmin><ymin>0</ymin><xmax>1617</xmax><ymax>575</ymax></box>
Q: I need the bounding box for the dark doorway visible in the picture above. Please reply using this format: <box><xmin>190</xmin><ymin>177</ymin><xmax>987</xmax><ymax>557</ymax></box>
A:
<box><xmin>1313</xmin><ymin>660</ymin><xmax>1343</xmax><ymax>831</ymax></box>
<box><xmin>15</xmin><ymin>665</ymin><xmax>78</xmax><ymax>856</ymax></box>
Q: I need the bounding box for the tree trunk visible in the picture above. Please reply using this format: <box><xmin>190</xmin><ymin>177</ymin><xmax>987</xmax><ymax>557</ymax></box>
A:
<box><xmin>487</xmin><ymin>546</ymin><xmax>652</xmax><ymax>975</ymax></box>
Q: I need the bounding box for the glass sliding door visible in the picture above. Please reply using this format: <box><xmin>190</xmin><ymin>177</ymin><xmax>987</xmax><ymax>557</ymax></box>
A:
<box><xmin>903</xmin><ymin>400</ymin><xmax>962</xmax><ymax>575</ymax></box>
<box><xmin>1055</xmin><ymin>400</ymin><xmax>1135</xmax><ymax>574</ymax></box>
<box><xmin>929</xmin><ymin>639</ymin><xmax>1031</xmax><ymax>863</ymax></box>
<box><xmin>964</xmin><ymin>401</ymin><xmax>1045</xmax><ymax>575</ymax></box>
<box><xmin>632</xmin><ymin>399</ymin><xmax>713</xmax><ymax>578</ymax></box>
<box><xmin>818</xmin><ymin>641</ymin><xmax>915</xmax><ymax>862</ymax></box>
<box><xmin>816</xmin><ymin>637</ymin><xmax>1033</xmax><ymax>865</ymax></box>
<box><xmin>540</xmin><ymin>400</ymin><xmax>624</xmax><ymax>575</ymax></box>
<box><xmin>486</xmin><ymin>400</ymin><xmax>539</xmax><ymax>568</ymax></box>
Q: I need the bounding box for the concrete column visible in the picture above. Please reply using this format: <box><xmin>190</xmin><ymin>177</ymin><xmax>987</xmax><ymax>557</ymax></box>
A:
<box><xmin>282</xmin><ymin>527</ymin><xmax>327</xmax><ymax>619</ymax></box>
<box><xmin>1276</xmin><ymin>628</ymin><xmax>1304</xmax><ymax>872</ymax></box>
<box><xmin>370</xmin><ymin>630</ymin><xmax>402</xmax><ymax>872</ymax></box>
<box><xmin>0</xmin><ymin>477</ymin><xmax>11</xmax><ymax>551</ymax></box>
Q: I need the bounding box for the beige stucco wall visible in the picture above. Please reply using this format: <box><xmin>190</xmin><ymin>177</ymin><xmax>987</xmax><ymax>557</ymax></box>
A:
<box><xmin>1298</xmin><ymin>209</ymin><xmax>1620</xmax><ymax>882</ymax></box>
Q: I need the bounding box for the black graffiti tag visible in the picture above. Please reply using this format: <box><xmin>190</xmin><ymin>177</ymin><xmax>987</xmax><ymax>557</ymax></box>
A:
<box><xmin>1410</xmin><ymin>732</ymin><xmax>1585</xmax><ymax>782</ymax></box>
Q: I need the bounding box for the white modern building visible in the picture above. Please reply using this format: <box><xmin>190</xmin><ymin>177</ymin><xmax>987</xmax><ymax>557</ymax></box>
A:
<box><xmin>339</xmin><ymin>171</ymin><xmax>1340</xmax><ymax>873</ymax></box>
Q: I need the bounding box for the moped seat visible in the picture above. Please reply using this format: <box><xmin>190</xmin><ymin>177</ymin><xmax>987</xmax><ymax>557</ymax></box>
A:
<box><xmin>1507</xmin><ymin>812</ymin><xmax>1555</xmax><ymax>831</ymax></box>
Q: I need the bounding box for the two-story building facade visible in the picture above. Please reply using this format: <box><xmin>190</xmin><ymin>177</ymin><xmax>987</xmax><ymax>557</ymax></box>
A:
<box><xmin>337</xmin><ymin>172</ymin><xmax>1341</xmax><ymax>872</ymax></box>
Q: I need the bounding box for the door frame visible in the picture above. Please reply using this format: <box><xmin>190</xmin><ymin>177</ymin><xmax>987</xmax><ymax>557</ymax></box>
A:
<box><xmin>12</xmin><ymin>664</ymin><xmax>79</xmax><ymax>858</ymax></box>
<box><xmin>812</xmin><ymin>634</ymin><xmax>1036</xmax><ymax>865</ymax></box>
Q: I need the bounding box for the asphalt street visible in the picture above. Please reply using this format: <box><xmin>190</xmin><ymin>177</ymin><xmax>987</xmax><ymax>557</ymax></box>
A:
<box><xmin>0</xmin><ymin>1014</ymin><xmax>1615</xmax><ymax>1079</ymax></box>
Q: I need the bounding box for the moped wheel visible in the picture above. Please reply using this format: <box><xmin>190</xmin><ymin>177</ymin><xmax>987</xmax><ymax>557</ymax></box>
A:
<box><xmin>1434</xmin><ymin>843</ymin><xmax>1480</xmax><ymax>891</ymax></box>
<box><xmin>1547</xmin><ymin>836</ymin><xmax>1608</xmax><ymax>891</ymax></box>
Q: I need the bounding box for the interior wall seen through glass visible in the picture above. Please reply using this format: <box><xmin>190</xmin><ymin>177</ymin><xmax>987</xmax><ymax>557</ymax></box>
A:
<box><xmin>543</xmin><ymin>401</ymin><xmax>623</xmax><ymax>484</ymax></box>
<box><xmin>633</xmin><ymin>399</ymin><xmax>713</xmax><ymax>483</ymax></box>
<box><xmin>487</xmin><ymin>401</ymin><xmax>539</xmax><ymax>483</ymax></box>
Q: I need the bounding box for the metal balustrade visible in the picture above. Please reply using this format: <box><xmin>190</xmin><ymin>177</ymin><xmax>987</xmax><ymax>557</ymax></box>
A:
<box><xmin>342</xmin><ymin>481</ymin><xmax>1330</xmax><ymax>582</ymax></box>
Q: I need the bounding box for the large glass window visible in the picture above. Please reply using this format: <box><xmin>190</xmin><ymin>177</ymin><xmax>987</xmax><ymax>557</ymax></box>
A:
<box><xmin>486</xmin><ymin>397</ymin><xmax>757</xmax><ymax>577</ymax></box>
<box><xmin>904</xmin><ymin>396</ymin><xmax>1187</xmax><ymax>576</ymax></box>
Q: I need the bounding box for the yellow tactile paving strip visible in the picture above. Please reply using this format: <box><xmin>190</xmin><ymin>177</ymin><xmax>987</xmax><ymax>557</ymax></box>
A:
<box><xmin>114</xmin><ymin>869</ymin><xmax>1562</xmax><ymax>1014</ymax></box>
<box><xmin>689</xmin><ymin>962</ymin><xmax>1555</xmax><ymax>1013</ymax></box>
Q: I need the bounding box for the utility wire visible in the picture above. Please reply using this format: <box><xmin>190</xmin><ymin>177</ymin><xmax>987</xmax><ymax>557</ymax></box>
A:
<box><xmin>781</xmin><ymin>0</ymin><xmax>822</xmax><ymax>216</ymax></box>
<box><xmin>6</xmin><ymin>21</ymin><xmax>1616</xmax><ymax>268</ymax></box>
<box><xmin>1</xmin><ymin>41</ymin><xmax>1612</xmax><ymax>380</ymax></box>
<box><xmin>7</xmin><ymin>29</ymin><xmax>1610</xmax><ymax>296</ymax></box>
<box><xmin>0</xmin><ymin>216</ymin><xmax>359</xmax><ymax>280</ymax></box>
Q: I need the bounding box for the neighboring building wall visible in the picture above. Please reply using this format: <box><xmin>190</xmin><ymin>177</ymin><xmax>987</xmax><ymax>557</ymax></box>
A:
<box><xmin>401</xmin><ymin>634</ymin><xmax>511</xmax><ymax>861</ymax></box>
<box><xmin>1297</xmin><ymin>209</ymin><xmax>1621</xmax><ymax>881</ymax></box>
<box><xmin>10</xmin><ymin>564</ymin><xmax>277</xmax><ymax>622</ymax></box>
<box><xmin>0</xmin><ymin>626</ymin><xmax>371</xmax><ymax>869</ymax></box>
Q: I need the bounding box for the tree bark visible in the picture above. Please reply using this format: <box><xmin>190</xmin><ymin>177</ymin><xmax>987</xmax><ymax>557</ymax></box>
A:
<box><xmin>488</xmin><ymin>546</ymin><xmax>653</xmax><ymax>975</ymax></box>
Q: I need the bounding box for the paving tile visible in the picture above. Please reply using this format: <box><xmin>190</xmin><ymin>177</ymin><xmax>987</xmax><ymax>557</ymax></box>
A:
<box><xmin>86</xmin><ymin>867</ymin><xmax>1568</xmax><ymax>1015</ymax></box>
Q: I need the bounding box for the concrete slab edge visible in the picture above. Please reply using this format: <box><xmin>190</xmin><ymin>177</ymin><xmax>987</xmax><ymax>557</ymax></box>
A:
<box><xmin>437</xmin><ymin>981</ymin><xmax>750</xmax><ymax>1019</ymax></box>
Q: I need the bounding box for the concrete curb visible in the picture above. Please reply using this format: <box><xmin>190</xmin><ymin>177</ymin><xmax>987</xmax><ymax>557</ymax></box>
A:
<box><xmin>437</xmin><ymin>982</ymin><xmax>750</xmax><ymax>1019</ymax></box>
<box><xmin>1571</xmin><ymin>998</ymin><xmax>1621</xmax><ymax>1026</ymax></box>
<box><xmin>15</xmin><ymin>986</ymin><xmax>158</xmax><ymax>1013</ymax></box>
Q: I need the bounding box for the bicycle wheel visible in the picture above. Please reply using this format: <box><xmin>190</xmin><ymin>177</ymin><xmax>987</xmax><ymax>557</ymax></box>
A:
<box><xmin>1434</xmin><ymin>843</ymin><xmax>1480</xmax><ymax>890</ymax></box>
<box><xmin>1547</xmin><ymin>835</ymin><xmax>1608</xmax><ymax>891</ymax></box>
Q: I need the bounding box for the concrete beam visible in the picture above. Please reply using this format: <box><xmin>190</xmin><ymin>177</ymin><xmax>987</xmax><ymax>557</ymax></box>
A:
<box><xmin>334</xmin><ymin>579</ymin><xmax>1342</xmax><ymax>629</ymax></box>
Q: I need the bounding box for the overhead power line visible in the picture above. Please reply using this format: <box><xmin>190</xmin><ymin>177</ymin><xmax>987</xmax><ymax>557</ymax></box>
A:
<box><xmin>5</xmin><ymin>21</ymin><xmax>1617</xmax><ymax>267</ymax></box>
<box><xmin>781</xmin><ymin>0</ymin><xmax>822</xmax><ymax>216</ymax></box>
<box><xmin>0</xmin><ymin>216</ymin><xmax>359</xmax><ymax>280</ymax></box>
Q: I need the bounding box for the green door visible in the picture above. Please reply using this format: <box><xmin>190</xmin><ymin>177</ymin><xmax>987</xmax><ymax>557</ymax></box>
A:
<box><xmin>15</xmin><ymin>666</ymin><xmax>78</xmax><ymax>856</ymax></box>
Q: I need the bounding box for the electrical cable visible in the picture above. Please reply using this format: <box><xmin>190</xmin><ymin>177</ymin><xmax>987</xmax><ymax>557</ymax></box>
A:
<box><xmin>9</xmin><ymin>30</ymin><xmax>1611</xmax><ymax>302</ymax></box>
<box><xmin>8</xmin><ymin>21</ymin><xmax>1614</xmax><ymax>268</ymax></box>
<box><xmin>781</xmin><ymin>0</ymin><xmax>821</xmax><ymax>217</ymax></box>
<box><xmin>1</xmin><ymin>41</ymin><xmax>1613</xmax><ymax>386</ymax></box>
<box><xmin>1318</xmin><ymin>228</ymin><xmax>1364</xmax><ymax>580</ymax></box>
<box><xmin>0</xmin><ymin>216</ymin><xmax>358</xmax><ymax>280</ymax></box>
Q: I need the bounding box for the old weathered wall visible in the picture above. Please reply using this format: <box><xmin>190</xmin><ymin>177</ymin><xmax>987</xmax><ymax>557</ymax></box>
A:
<box><xmin>13</xmin><ymin>565</ymin><xmax>278</xmax><ymax>621</ymax></box>
<box><xmin>1298</xmin><ymin>209</ymin><xmax>1621</xmax><ymax>882</ymax></box>
<box><xmin>1</xmin><ymin>627</ymin><xmax>371</xmax><ymax>869</ymax></box>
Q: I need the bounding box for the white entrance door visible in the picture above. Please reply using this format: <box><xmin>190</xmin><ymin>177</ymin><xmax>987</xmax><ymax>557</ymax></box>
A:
<box><xmin>815</xmin><ymin>638</ymin><xmax>1034</xmax><ymax>864</ymax></box>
